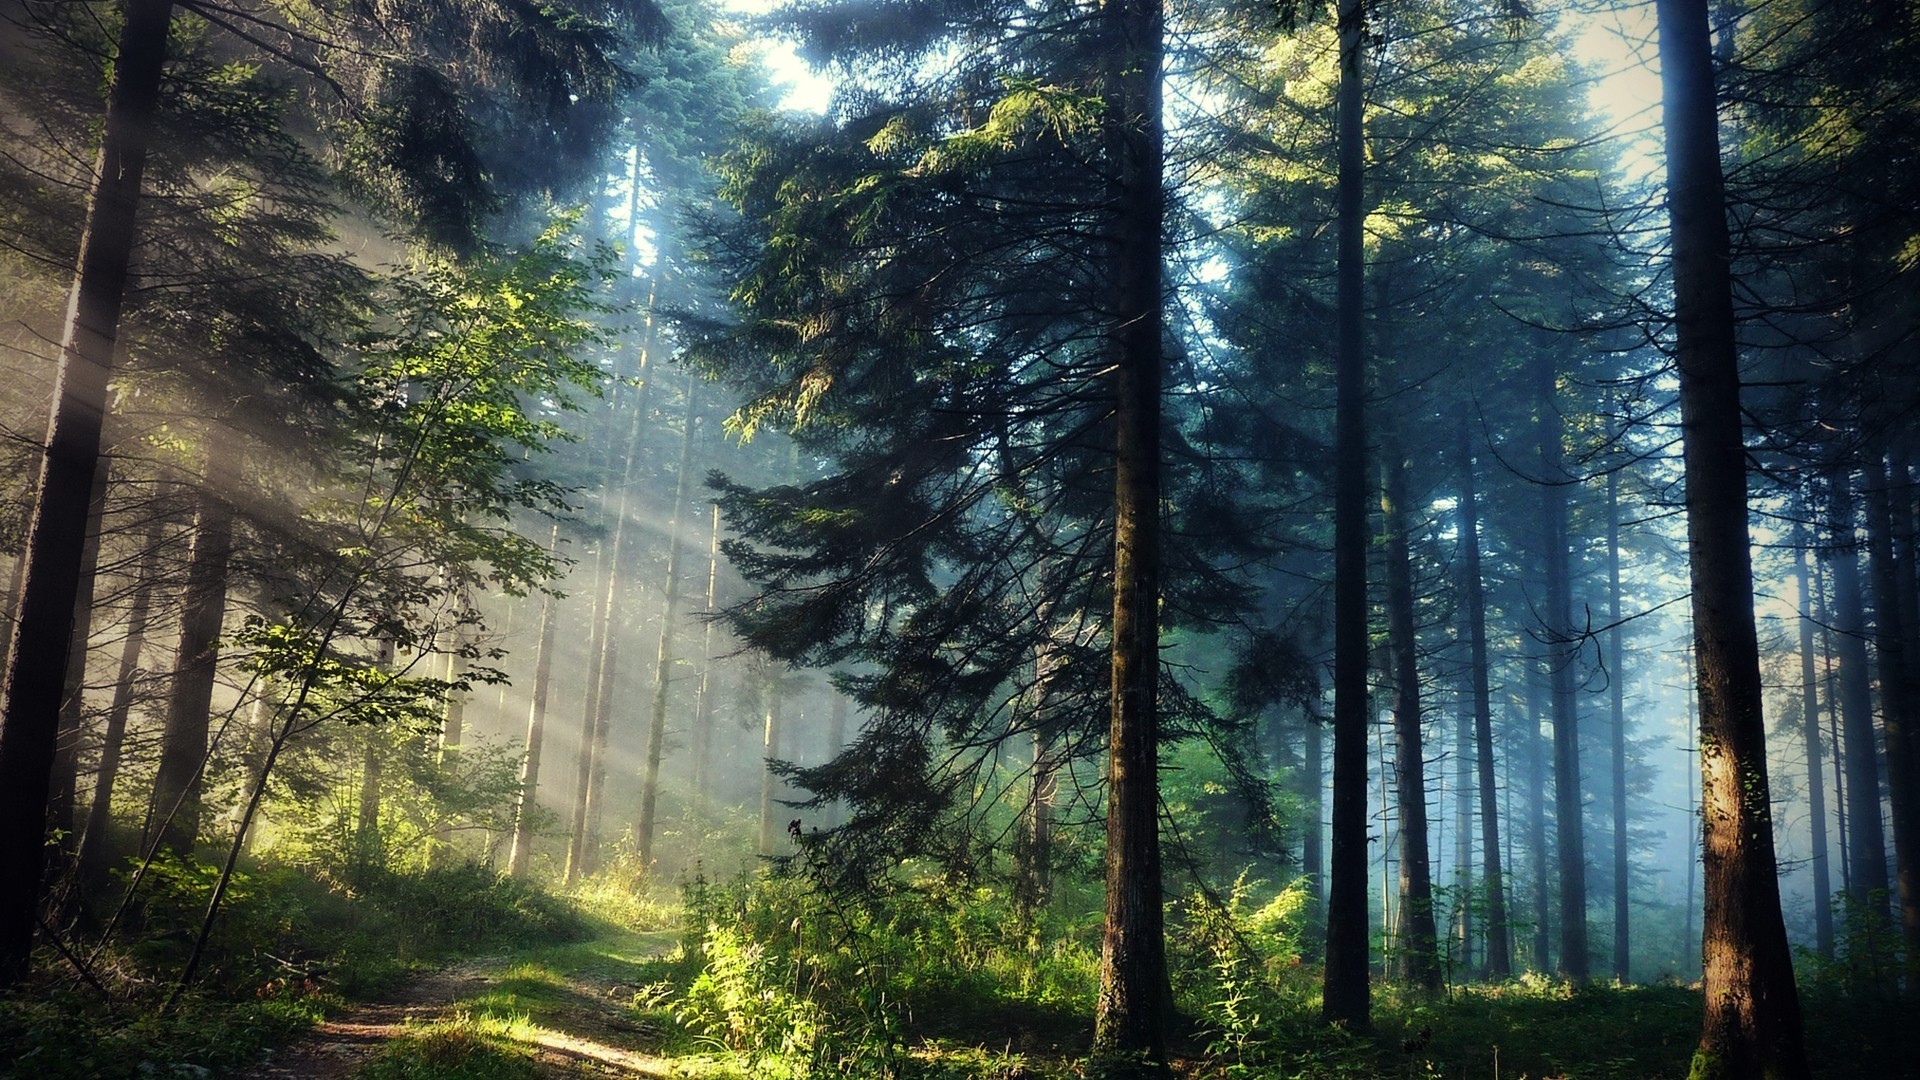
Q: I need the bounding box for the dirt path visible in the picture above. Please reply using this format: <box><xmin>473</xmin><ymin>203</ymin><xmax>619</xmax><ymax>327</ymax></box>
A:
<box><xmin>237</xmin><ymin>955</ymin><xmax>680</xmax><ymax>1079</ymax></box>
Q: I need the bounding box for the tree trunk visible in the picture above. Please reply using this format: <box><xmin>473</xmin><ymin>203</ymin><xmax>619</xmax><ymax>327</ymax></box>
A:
<box><xmin>1863</xmin><ymin>455</ymin><xmax>1920</xmax><ymax>978</ymax></box>
<box><xmin>49</xmin><ymin>461</ymin><xmax>112</xmax><ymax>851</ymax></box>
<box><xmin>1457</xmin><ymin>428</ymin><xmax>1511</xmax><ymax>978</ymax></box>
<box><xmin>0</xmin><ymin>0</ymin><xmax>174</xmax><ymax>985</ymax></box>
<box><xmin>1824</xmin><ymin>471</ymin><xmax>1888</xmax><ymax>913</ymax></box>
<box><xmin>1091</xmin><ymin>0</ymin><xmax>1170</xmax><ymax>1063</ymax></box>
<box><xmin>756</xmin><ymin>683</ymin><xmax>783</xmax><ymax>857</ymax></box>
<box><xmin>1538</xmin><ymin>360</ymin><xmax>1588</xmax><ymax>981</ymax></box>
<box><xmin>578</xmin><ymin>294</ymin><xmax>658</xmax><ymax>878</ymax></box>
<box><xmin>1321</xmin><ymin>0</ymin><xmax>1371</xmax><ymax>1031</ymax></box>
<box><xmin>1019</xmin><ymin>623</ymin><xmax>1064</xmax><ymax>920</ymax></box>
<box><xmin>355</xmin><ymin>639</ymin><xmax>396</xmax><ymax>873</ymax></box>
<box><xmin>149</xmin><ymin>477</ymin><xmax>235</xmax><ymax>859</ymax></box>
<box><xmin>1658</xmin><ymin>1</ymin><xmax>1811</xmax><ymax>1071</ymax></box>
<box><xmin>1454</xmin><ymin>686</ymin><xmax>1473</xmax><ymax>978</ymax></box>
<box><xmin>508</xmin><ymin>525</ymin><xmax>563</xmax><ymax>878</ymax></box>
<box><xmin>76</xmin><ymin>522</ymin><xmax>162</xmax><ymax>891</ymax></box>
<box><xmin>692</xmin><ymin>503</ymin><xmax>721</xmax><ymax>822</ymax></box>
<box><xmin>1524</xmin><ymin>666</ymin><xmax>1550</xmax><ymax>972</ymax></box>
<box><xmin>1817</xmin><ymin>554</ymin><xmax>1852</xmax><ymax>899</ymax></box>
<box><xmin>563</xmin><ymin>383</ymin><xmax>625</xmax><ymax>885</ymax></box>
<box><xmin>1795</xmin><ymin>525</ymin><xmax>1835</xmax><ymax>959</ymax></box>
<box><xmin>1382</xmin><ymin>449</ymin><xmax>1440</xmax><ymax>990</ymax></box>
<box><xmin>636</xmin><ymin>377</ymin><xmax>701</xmax><ymax>874</ymax></box>
<box><xmin>1607</xmin><ymin>432</ymin><xmax>1631</xmax><ymax>982</ymax></box>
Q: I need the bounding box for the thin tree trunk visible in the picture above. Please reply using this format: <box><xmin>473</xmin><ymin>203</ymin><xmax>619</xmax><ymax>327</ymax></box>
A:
<box><xmin>636</xmin><ymin>378</ymin><xmax>701</xmax><ymax>873</ymax></box>
<box><xmin>1607</xmin><ymin>438</ymin><xmax>1631</xmax><ymax>982</ymax></box>
<box><xmin>692</xmin><ymin>503</ymin><xmax>721</xmax><ymax>822</ymax></box>
<box><xmin>1825</xmin><ymin>471</ymin><xmax>1888</xmax><ymax>912</ymax></box>
<box><xmin>1818</xmin><ymin>553</ymin><xmax>1851</xmax><ymax>899</ymax></box>
<box><xmin>1795</xmin><ymin>525</ymin><xmax>1835</xmax><ymax>959</ymax></box>
<box><xmin>1525</xmin><ymin>667</ymin><xmax>1550</xmax><ymax>972</ymax></box>
<box><xmin>1019</xmin><ymin>622</ymin><xmax>1064</xmax><ymax>920</ymax></box>
<box><xmin>756</xmin><ymin>682</ymin><xmax>782</xmax><ymax>856</ymax></box>
<box><xmin>0</xmin><ymin>0</ymin><xmax>174</xmax><ymax>984</ymax></box>
<box><xmin>76</xmin><ymin>522</ymin><xmax>162</xmax><ymax>891</ymax></box>
<box><xmin>355</xmin><ymin>639</ymin><xmax>395</xmax><ymax>873</ymax></box>
<box><xmin>1863</xmin><ymin>455</ymin><xmax>1920</xmax><ymax>978</ymax></box>
<box><xmin>579</xmin><ymin>289</ymin><xmax>659</xmax><ymax>877</ymax></box>
<box><xmin>1538</xmin><ymin>361</ymin><xmax>1588</xmax><ymax>981</ymax></box>
<box><xmin>563</xmin><ymin>383</ymin><xmax>625</xmax><ymax>885</ymax></box>
<box><xmin>1303</xmin><ymin>708</ymin><xmax>1325</xmax><ymax>921</ymax></box>
<box><xmin>1458</xmin><ymin>429</ymin><xmax>1511</xmax><ymax>978</ymax></box>
<box><xmin>1658</xmin><ymin>1</ymin><xmax>1810</xmax><ymax>1070</ymax></box>
<box><xmin>149</xmin><ymin>476</ymin><xmax>235</xmax><ymax>859</ymax></box>
<box><xmin>508</xmin><ymin>525</ymin><xmax>563</xmax><ymax>879</ymax></box>
<box><xmin>1321</xmin><ymin>0</ymin><xmax>1371</xmax><ymax>1030</ymax></box>
<box><xmin>1382</xmin><ymin>449</ymin><xmax>1440</xmax><ymax>990</ymax></box>
<box><xmin>1454</xmin><ymin>688</ymin><xmax>1473</xmax><ymax>978</ymax></box>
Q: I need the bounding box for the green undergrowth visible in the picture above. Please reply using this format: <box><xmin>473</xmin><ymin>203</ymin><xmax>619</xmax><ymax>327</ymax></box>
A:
<box><xmin>0</xmin><ymin>860</ymin><xmax>596</xmax><ymax>1080</ymax></box>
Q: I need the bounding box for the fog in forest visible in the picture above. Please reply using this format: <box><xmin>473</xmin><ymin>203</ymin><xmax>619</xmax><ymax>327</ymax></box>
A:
<box><xmin>0</xmin><ymin>0</ymin><xmax>1914</xmax><ymax>1076</ymax></box>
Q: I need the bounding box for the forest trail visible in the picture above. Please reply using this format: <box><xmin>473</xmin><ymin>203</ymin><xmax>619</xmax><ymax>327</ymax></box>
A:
<box><xmin>239</xmin><ymin>931</ymin><xmax>682</xmax><ymax>1079</ymax></box>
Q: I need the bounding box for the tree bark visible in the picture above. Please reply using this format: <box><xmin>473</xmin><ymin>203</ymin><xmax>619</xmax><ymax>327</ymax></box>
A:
<box><xmin>49</xmin><ymin>461</ymin><xmax>112</xmax><ymax>850</ymax></box>
<box><xmin>1321</xmin><ymin>0</ymin><xmax>1371</xmax><ymax>1031</ymax></box>
<box><xmin>1382</xmin><ymin>449</ymin><xmax>1440</xmax><ymax>990</ymax></box>
<box><xmin>508</xmin><ymin>525</ymin><xmax>563</xmax><ymax>878</ymax></box>
<box><xmin>1863</xmin><ymin>455</ymin><xmax>1920</xmax><ymax>979</ymax></box>
<box><xmin>1607</xmin><ymin>434</ymin><xmax>1631</xmax><ymax>982</ymax></box>
<box><xmin>564</xmin><ymin>382</ymin><xmax>626</xmax><ymax>885</ymax></box>
<box><xmin>756</xmin><ymin>681</ymin><xmax>783</xmax><ymax>857</ymax></box>
<box><xmin>1091</xmin><ymin>0</ymin><xmax>1170</xmax><ymax>1063</ymax></box>
<box><xmin>1457</xmin><ymin>428</ymin><xmax>1511</xmax><ymax>978</ymax></box>
<box><xmin>1658</xmin><ymin>0</ymin><xmax>1811</xmax><ymax>1071</ymax></box>
<box><xmin>692</xmin><ymin>503</ymin><xmax>721</xmax><ymax>821</ymax></box>
<box><xmin>1524</xmin><ymin>665</ymin><xmax>1550</xmax><ymax>972</ymax></box>
<box><xmin>1537</xmin><ymin>360</ymin><xmax>1588</xmax><ymax>981</ymax></box>
<box><xmin>636</xmin><ymin>377</ymin><xmax>700</xmax><ymax>873</ymax></box>
<box><xmin>1795</xmin><ymin>525</ymin><xmax>1834</xmax><ymax>959</ymax></box>
<box><xmin>149</xmin><ymin>476</ymin><xmax>235</xmax><ymax>860</ymax></box>
<box><xmin>0</xmin><ymin>0</ymin><xmax>174</xmax><ymax>985</ymax></box>
<box><xmin>1824</xmin><ymin>471</ymin><xmax>1888</xmax><ymax>913</ymax></box>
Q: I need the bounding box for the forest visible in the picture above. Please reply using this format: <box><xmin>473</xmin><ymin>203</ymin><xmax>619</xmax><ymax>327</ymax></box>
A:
<box><xmin>0</xmin><ymin>0</ymin><xmax>1915</xmax><ymax>1076</ymax></box>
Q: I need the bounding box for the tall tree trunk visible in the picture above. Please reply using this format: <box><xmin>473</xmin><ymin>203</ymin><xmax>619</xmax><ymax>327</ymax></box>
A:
<box><xmin>1607</xmin><ymin>434</ymin><xmax>1631</xmax><ymax>982</ymax></box>
<box><xmin>1457</xmin><ymin>428</ymin><xmax>1511</xmax><ymax>978</ymax></box>
<box><xmin>355</xmin><ymin>640</ymin><xmax>394</xmax><ymax>873</ymax></box>
<box><xmin>563</xmin><ymin>382</ymin><xmax>625</xmax><ymax>885</ymax></box>
<box><xmin>0</xmin><ymin>0</ymin><xmax>174</xmax><ymax>985</ymax></box>
<box><xmin>1824</xmin><ymin>471</ymin><xmax>1889</xmax><ymax>913</ymax></box>
<box><xmin>636</xmin><ymin>378</ymin><xmax>700</xmax><ymax>874</ymax></box>
<box><xmin>1795</xmin><ymin>525</ymin><xmax>1835</xmax><ymax>960</ymax></box>
<box><xmin>1303</xmin><ymin>708</ymin><xmax>1325</xmax><ymax>921</ymax></box>
<box><xmin>579</xmin><ymin>293</ymin><xmax>659</xmax><ymax>877</ymax></box>
<box><xmin>1019</xmin><ymin>622</ymin><xmax>1064</xmax><ymax>921</ymax></box>
<box><xmin>756</xmin><ymin>682</ymin><xmax>782</xmax><ymax>857</ymax></box>
<box><xmin>692</xmin><ymin>503</ymin><xmax>721</xmax><ymax>822</ymax></box>
<box><xmin>149</xmin><ymin>475</ymin><xmax>235</xmax><ymax>859</ymax></box>
<box><xmin>1658</xmin><ymin>1</ymin><xmax>1811</xmax><ymax>1070</ymax></box>
<box><xmin>1321</xmin><ymin>0</ymin><xmax>1371</xmax><ymax>1031</ymax></box>
<box><xmin>1863</xmin><ymin>455</ymin><xmax>1920</xmax><ymax>978</ymax></box>
<box><xmin>1454</xmin><ymin>688</ymin><xmax>1473</xmax><ymax>978</ymax></box>
<box><xmin>1817</xmin><ymin>554</ymin><xmax>1852</xmax><ymax>899</ymax></box>
<box><xmin>1538</xmin><ymin>360</ymin><xmax>1588</xmax><ymax>981</ymax></box>
<box><xmin>508</xmin><ymin>525</ymin><xmax>563</xmax><ymax>879</ymax></box>
<box><xmin>49</xmin><ymin>461</ymin><xmax>112</xmax><ymax>852</ymax></box>
<box><xmin>1382</xmin><ymin>449</ymin><xmax>1440</xmax><ymax>990</ymax></box>
<box><xmin>76</xmin><ymin>522</ymin><xmax>162</xmax><ymax>891</ymax></box>
<box><xmin>1092</xmin><ymin>0</ymin><xmax>1170</xmax><ymax>1062</ymax></box>
<box><xmin>1524</xmin><ymin>667</ymin><xmax>1550</xmax><ymax>972</ymax></box>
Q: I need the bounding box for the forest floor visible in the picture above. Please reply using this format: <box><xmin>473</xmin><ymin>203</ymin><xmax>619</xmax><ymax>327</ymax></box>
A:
<box><xmin>237</xmin><ymin>929</ymin><xmax>686</xmax><ymax>1080</ymax></box>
